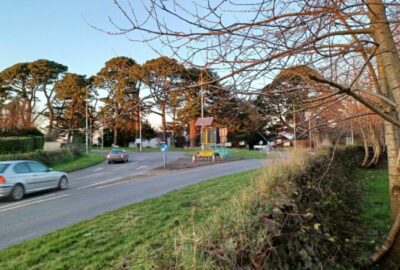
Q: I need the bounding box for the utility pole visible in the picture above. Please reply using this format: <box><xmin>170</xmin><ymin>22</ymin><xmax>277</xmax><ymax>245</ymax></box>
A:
<box><xmin>85</xmin><ymin>95</ymin><xmax>89</xmax><ymax>154</ymax></box>
<box><xmin>308</xmin><ymin>111</ymin><xmax>312</xmax><ymax>148</ymax></box>
<box><xmin>200</xmin><ymin>70</ymin><xmax>205</xmax><ymax>150</ymax></box>
<box><xmin>101</xmin><ymin>127</ymin><xmax>104</xmax><ymax>149</ymax></box>
<box><xmin>139</xmin><ymin>102</ymin><xmax>142</xmax><ymax>152</ymax></box>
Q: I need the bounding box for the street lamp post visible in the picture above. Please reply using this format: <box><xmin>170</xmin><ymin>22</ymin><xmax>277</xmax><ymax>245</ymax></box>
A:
<box><xmin>200</xmin><ymin>70</ymin><xmax>205</xmax><ymax>150</ymax></box>
<box><xmin>139</xmin><ymin>102</ymin><xmax>142</xmax><ymax>152</ymax></box>
<box><xmin>85</xmin><ymin>97</ymin><xmax>89</xmax><ymax>154</ymax></box>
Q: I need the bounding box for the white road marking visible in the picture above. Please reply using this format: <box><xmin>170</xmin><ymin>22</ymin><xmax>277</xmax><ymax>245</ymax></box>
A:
<box><xmin>75</xmin><ymin>172</ymin><xmax>103</xmax><ymax>180</ymax></box>
<box><xmin>0</xmin><ymin>193</ymin><xmax>60</xmax><ymax>210</ymax></box>
<box><xmin>0</xmin><ymin>194</ymin><xmax>71</xmax><ymax>213</ymax></box>
<box><xmin>136</xmin><ymin>165</ymin><xmax>148</xmax><ymax>170</ymax></box>
<box><xmin>112</xmin><ymin>165</ymin><xmax>126</xmax><ymax>171</ymax></box>
<box><xmin>93</xmin><ymin>167</ymin><xmax>104</xmax><ymax>172</ymax></box>
<box><xmin>76</xmin><ymin>177</ymin><xmax>123</xmax><ymax>190</ymax></box>
<box><xmin>93</xmin><ymin>173</ymin><xmax>143</xmax><ymax>189</ymax></box>
<box><xmin>94</xmin><ymin>180</ymin><xmax>131</xmax><ymax>189</ymax></box>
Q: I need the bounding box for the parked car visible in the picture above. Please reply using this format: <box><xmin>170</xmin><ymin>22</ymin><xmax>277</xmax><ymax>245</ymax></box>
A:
<box><xmin>107</xmin><ymin>149</ymin><xmax>129</xmax><ymax>164</ymax></box>
<box><xmin>0</xmin><ymin>160</ymin><xmax>69</xmax><ymax>201</ymax></box>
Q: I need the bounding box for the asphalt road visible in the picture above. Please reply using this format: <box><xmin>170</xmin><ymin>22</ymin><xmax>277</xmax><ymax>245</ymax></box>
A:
<box><xmin>0</xmin><ymin>152</ymin><xmax>265</xmax><ymax>250</ymax></box>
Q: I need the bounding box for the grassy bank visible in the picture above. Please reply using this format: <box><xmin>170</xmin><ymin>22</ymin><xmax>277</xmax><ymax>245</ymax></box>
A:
<box><xmin>0</xmin><ymin>169</ymin><xmax>259</xmax><ymax>269</ymax></box>
<box><xmin>51</xmin><ymin>152</ymin><xmax>106</xmax><ymax>172</ymax></box>
<box><xmin>160</xmin><ymin>147</ymin><xmax>366</xmax><ymax>269</ymax></box>
<box><xmin>355</xmin><ymin>168</ymin><xmax>391</xmax><ymax>254</ymax></box>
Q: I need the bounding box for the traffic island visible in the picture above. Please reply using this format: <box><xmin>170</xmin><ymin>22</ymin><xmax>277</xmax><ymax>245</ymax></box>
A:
<box><xmin>158</xmin><ymin>156</ymin><xmax>230</xmax><ymax>170</ymax></box>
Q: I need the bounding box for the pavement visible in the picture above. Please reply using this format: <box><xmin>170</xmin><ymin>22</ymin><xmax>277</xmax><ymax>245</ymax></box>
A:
<box><xmin>0</xmin><ymin>151</ymin><xmax>265</xmax><ymax>250</ymax></box>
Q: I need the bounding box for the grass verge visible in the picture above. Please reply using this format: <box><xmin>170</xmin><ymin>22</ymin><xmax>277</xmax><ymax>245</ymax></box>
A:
<box><xmin>160</xmin><ymin>147</ymin><xmax>367</xmax><ymax>269</ymax></box>
<box><xmin>0</xmin><ymin>169</ymin><xmax>259</xmax><ymax>270</ymax></box>
<box><xmin>51</xmin><ymin>152</ymin><xmax>105</xmax><ymax>172</ymax></box>
<box><xmin>99</xmin><ymin>146</ymin><xmax>270</xmax><ymax>159</ymax></box>
<box><xmin>355</xmin><ymin>168</ymin><xmax>391</xmax><ymax>253</ymax></box>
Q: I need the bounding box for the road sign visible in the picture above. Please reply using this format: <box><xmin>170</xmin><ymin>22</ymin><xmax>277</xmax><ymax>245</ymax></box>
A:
<box><xmin>160</xmin><ymin>143</ymin><xmax>169</xmax><ymax>152</ymax></box>
<box><xmin>195</xmin><ymin>117</ymin><xmax>214</xmax><ymax>126</ymax></box>
<box><xmin>160</xmin><ymin>143</ymin><xmax>168</xmax><ymax>168</ymax></box>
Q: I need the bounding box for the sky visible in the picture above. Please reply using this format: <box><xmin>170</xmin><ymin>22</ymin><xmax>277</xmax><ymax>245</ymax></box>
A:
<box><xmin>0</xmin><ymin>0</ymin><xmax>160</xmax><ymax>76</ymax></box>
<box><xmin>0</xmin><ymin>0</ymin><xmax>169</xmax><ymax>127</ymax></box>
<box><xmin>0</xmin><ymin>1</ymin><xmax>264</xmax><ymax>129</ymax></box>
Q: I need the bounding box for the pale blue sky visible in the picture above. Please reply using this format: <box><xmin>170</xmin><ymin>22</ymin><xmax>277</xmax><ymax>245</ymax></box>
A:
<box><xmin>0</xmin><ymin>0</ymin><xmax>160</xmax><ymax>76</ymax></box>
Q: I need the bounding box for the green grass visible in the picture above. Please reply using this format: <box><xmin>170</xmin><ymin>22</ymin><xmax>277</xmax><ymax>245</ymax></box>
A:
<box><xmin>51</xmin><ymin>152</ymin><xmax>106</xmax><ymax>172</ymax></box>
<box><xmin>0</xmin><ymin>169</ymin><xmax>260</xmax><ymax>269</ymax></box>
<box><xmin>98</xmin><ymin>146</ymin><xmax>269</xmax><ymax>159</ymax></box>
<box><xmin>356</xmin><ymin>168</ymin><xmax>391</xmax><ymax>250</ymax></box>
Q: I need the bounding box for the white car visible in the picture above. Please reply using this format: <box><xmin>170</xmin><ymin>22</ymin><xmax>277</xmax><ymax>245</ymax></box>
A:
<box><xmin>0</xmin><ymin>160</ymin><xmax>69</xmax><ymax>201</ymax></box>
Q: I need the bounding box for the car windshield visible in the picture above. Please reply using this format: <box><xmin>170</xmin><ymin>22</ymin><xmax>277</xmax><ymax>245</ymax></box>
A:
<box><xmin>0</xmin><ymin>164</ymin><xmax>9</xmax><ymax>173</ymax></box>
<box><xmin>111</xmin><ymin>150</ymin><xmax>123</xmax><ymax>154</ymax></box>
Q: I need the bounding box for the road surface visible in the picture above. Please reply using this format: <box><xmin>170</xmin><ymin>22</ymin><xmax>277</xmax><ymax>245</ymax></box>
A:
<box><xmin>0</xmin><ymin>152</ymin><xmax>265</xmax><ymax>250</ymax></box>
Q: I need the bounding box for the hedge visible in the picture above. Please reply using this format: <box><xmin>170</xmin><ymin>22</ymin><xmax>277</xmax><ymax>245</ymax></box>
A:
<box><xmin>157</xmin><ymin>146</ymin><xmax>367</xmax><ymax>269</ymax></box>
<box><xmin>0</xmin><ymin>136</ymin><xmax>44</xmax><ymax>154</ymax></box>
<box><xmin>0</xmin><ymin>148</ymin><xmax>79</xmax><ymax>166</ymax></box>
<box><xmin>0</xmin><ymin>127</ymin><xmax>43</xmax><ymax>137</ymax></box>
<box><xmin>31</xmin><ymin>136</ymin><xmax>44</xmax><ymax>151</ymax></box>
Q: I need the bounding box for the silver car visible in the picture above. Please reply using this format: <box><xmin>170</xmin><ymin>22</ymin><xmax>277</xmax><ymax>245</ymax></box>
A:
<box><xmin>0</xmin><ymin>160</ymin><xmax>68</xmax><ymax>201</ymax></box>
<box><xmin>107</xmin><ymin>149</ymin><xmax>129</xmax><ymax>164</ymax></box>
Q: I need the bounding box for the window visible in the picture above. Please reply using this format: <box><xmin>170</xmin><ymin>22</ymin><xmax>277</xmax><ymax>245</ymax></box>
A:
<box><xmin>14</xmin><ymin>163</ymin><xmax>31</xmax><ymax>173</ymax></box>
<box><xmin>111</xmin><ymin>150</ymin><xmax>123</xmax><ymax>154</ymax></box>
<box><xmin>27</xmin><ymin>162</ymin><xmax>48</xmax><ymax>173</ymax></box>
<box><xmin>0</xmin><ymin>164</ymin><xmax>9</xmax><ymax>173</ymax></box>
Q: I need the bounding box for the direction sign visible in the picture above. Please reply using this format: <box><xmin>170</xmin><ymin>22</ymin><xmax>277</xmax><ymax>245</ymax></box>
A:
<box><xmin>160</xmin><ymin>143</ymin><xmax>169</xmax><ymax>152</ymax></box>
<box><xmin>195</xmin><ymin>117</ymin><xmax>214</xmax><ymax>126</ymax></box>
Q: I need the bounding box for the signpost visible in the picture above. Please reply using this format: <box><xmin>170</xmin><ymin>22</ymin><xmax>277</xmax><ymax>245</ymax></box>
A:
<box><xmin>160</xmin><ymin>143</ymin><xmax>169</xmax><ymax>168</ymax></box>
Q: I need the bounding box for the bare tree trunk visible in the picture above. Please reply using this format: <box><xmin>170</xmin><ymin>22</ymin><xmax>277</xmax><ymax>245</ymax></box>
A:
<box><xmin>47</xmin><ymin>100</ymin><xmax>54</xmax><ymax>139</ymax></box>
<box><xmin>369</xmin><ymin>21</ymin><xmax>400</xmax><ymax>261</ymax></box>
<box><xmin>113</xmin><ymin>127</ymin><xmax>118</xmax><ymax>146</ymax></box>
<box><xmin>161</xmin><ymin>102</ymin><xmax>167</xmax><ymax>142</ymax></box>
<box><xmin>361</xmin><ymin>127</ymin><xmax>370</xmax><ymax>167</ymax></box>
<box><xmin>172</xmin><ymin>106</ymin><xmax>177</xmax><ymax>148</ymax></box>
<box><xmin>189</xmin><ymin>118</ymin><xmax>196</xmax><ymax>148</ymax></box>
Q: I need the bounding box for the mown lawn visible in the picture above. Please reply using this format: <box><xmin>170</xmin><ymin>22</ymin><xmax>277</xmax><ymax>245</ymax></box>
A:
<box><xmin>51</xmin><ymin>152</ymin><xmax>105</xmax><ymax>172</ymax></box>
<box><xmin>0</xmin><ymin>169</ymin><xmax>259</xmax><ymax>269</ymax></box>
<box><xmin>356</xmin><ymin>168</ymin><xmax>391</xmax><ymax>251</ymax></box>
<box><xmin>99</xmin><ymin>146</ymin><xmax>270</xmax><ymax>159</ymax></box>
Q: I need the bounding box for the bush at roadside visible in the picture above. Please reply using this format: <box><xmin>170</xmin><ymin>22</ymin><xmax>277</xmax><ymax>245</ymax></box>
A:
<box><xmin>0</xmin><ymin>136</ymin><xmax>44</xmax><ymax>154</ymax></box>
<box><xmin>0</xmin><ymin>147</ymin><xmax>80</xmax><ymax>167</ymax></box>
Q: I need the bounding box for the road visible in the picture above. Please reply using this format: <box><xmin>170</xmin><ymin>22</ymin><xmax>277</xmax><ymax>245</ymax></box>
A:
<box><xmin>0</xmin><ymin>151</ymin><xmax>265</xmax><ymax>250</ymax></box>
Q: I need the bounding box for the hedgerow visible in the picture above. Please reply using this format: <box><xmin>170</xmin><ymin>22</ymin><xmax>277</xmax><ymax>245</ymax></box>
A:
<box><xmin>0</xmin><ymin>136</ymin><xmax>44</xmax><ymax>154</ymax></box>
<box><xmin>153</xmin><ymin>146</ymin><xmax>365</xmax><ymax>269</ymax></box>
<box><xmin>0</xmin><ymin>146</ymin><xmax>81</xmax><ymax>166</ymax></box>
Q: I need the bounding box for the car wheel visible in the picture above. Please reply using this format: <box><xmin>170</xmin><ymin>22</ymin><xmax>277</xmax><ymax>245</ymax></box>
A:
<box><xmin>58</xmin><ymin>176</ymin><xmax>68</xmax><ymax>190</ymax></box>
<box><xmin>10</xmin><ymin>184</ymin><xmax>24</xmax><ymax>201</ymax></box>
<box><xmin>108</xmin><ymin>161</ymin><xmax>112</xmax><ymax>164</ymax></box>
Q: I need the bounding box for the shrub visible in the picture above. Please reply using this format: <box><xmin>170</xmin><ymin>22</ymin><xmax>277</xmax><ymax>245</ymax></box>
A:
<box><xmin>0</xmin><ymin>147</ymin><xmax>80</xmax><ymax>166</ymax></box>
<box><xmin>0</xmin><ymin>137</ymin><xmax>34</xmax><ymax>154</ymax></box>
<box><xmin>0</xmin><ymin>136</ymin><xmax>45</xmax><ymax>154</ymax></box>
<box><xmin>0</xmin><ymin>127</ymin><xmax>43</xmax><ymax>137</ymax></box>
<box><xmin>32</xmin><ymin>136</ymin><xmax>44</xmax><ymax>151</ymax></box>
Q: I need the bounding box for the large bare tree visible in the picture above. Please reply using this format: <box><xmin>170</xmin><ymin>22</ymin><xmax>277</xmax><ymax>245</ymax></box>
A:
<box><xmin>104</xmin><ymin>0</ymin><xmax>400</xmax><ymax>265</ymax></box>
